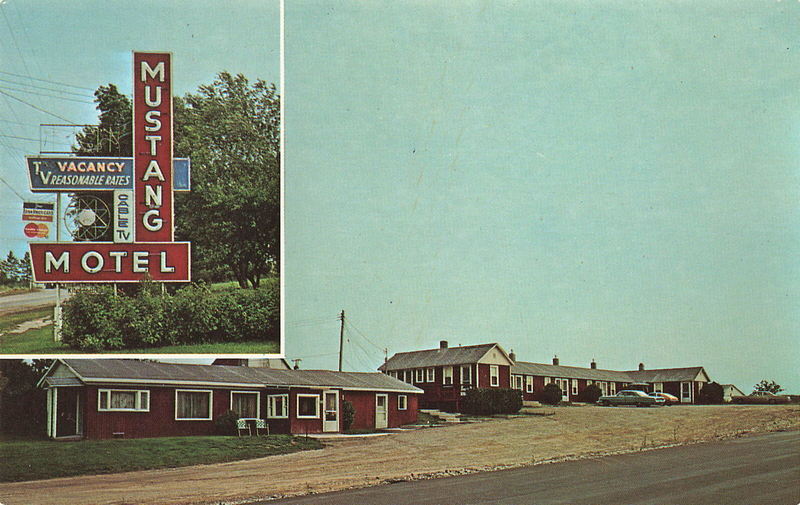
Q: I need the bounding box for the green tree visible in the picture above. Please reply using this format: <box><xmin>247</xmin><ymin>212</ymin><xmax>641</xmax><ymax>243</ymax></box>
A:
<box><xmin>540</xmin><ymin>383</ymin><xmax>563</xmax><ymax>406</ymax></box>
<box><xmin>72</xmin><ymin>75</ymin><xmax>280</xmax><ymax>287</ymax></box>
<box><xmin>174</xmin><ymin>72</ymin><xmax>280</xmax><ymax>287</ymax></box>
<box><xmin>698</xmin><ymin>381</ymin><xmax>724</xmax><ymax>404</ymax></box>
<box><xmin>73</xmin><ymin>84</ymin><xmax>132</xmax><ymax>156</ymax></box>
<box><xmin>753</xmin><ymin>380</ymin><xmax>783</xmax><ymax>394</ymax></box>
<box><xmin>0</xmin><ymin>251</ymin><xmax>20</xmax><ymax>284</ymax></box>
<box><xmin>70</xmin><ymin>84</ymin><xmax>132</xmax><ymax>242</ymax></box>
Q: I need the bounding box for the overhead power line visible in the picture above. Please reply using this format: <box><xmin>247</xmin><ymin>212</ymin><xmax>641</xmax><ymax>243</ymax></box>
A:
<box><xmin>0</xmin><ymin>84</ymin><xmax>94</xmax><ymax>104</ymax></box>
<box><xmin>0</xmin><ymin>89</ymin><xmax>77</xmax><ymax>124</ymax></box>
<box><xmin>0</xmin><ymin>69</ymin><xmax>94</xmax><ymax>91</ymax></box>
<box><xmin>0</xmin><ymin>77</ymin><xmax>94</xmax><ymax>98</ymax></box>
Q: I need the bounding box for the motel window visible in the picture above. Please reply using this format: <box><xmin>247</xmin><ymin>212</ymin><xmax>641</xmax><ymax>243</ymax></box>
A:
<box><xmin>426</xmin><ymin>367</ymin><xmax>435</xmax><ymax>383</ymax></box>
<box><xmin>98</xmin><ymin>389</ymin><xmax>149</xmax><ymax>412</ymax></box>
<box><xmin>297</xmin><ymin>394</ymin><xmax>320</xmax><ymax>418</ymax></box>
<box><xmin>610</xmin><ymin>383</ymin><xmax>616</xmax><ymax>395</ymax></box>
<box><xmin>544</xmin><ymin>377</ymin><xmax>551</xmax><ymax>385</ymax></box>
<box><xmin>571</xmin><ymin>379</ymin><xmax>578</xmax><ymax>396</ymax></box>
<box><xmin>526</xmin><ymin>376</ymin><xmax>533</xmax><ymax>393</ymax></box>
<box><xmin>511</xmin><ymin>375</ymin><xmax>523</xmax><ymax>390</ymax></box>
<box><xmin>461</xmin><ymin>365</ymin><xmax>472</xmax><ymax>384</ymax></box>
<box><xmin>267</xmin><ymin>394</ymin><xmax>288</xmax><ymax>419</ymax></box>
<box><xmin>653</xmin><ymin>382</ymin><xmax>663</xmax><ymax>393</ymax></box>
<box><xmin>490</xmin><ymin>365</ymin><xmax>499</xmax><ymax>387</ymax></box>
<box><xmin>231</xmin><ymin>391</ymin><xmax>260</xmax><ymax>420</ymax></box>
<box><xmin>398</xmin><ymin>395</ymin><xmax>407</xmax><ymax>410</ymax></box>
<box><xmin>443</xmin><ymin>366</ymin><xmax>453</xmax><ymax>386</ymax></box>
<box><xmin>557</xmin><ymin>379</ymin><xmax>569</xmax><ymax>394</ymax></box>
<box><xmin>587</xmin><ymin>380</ymin><xmax>593</xmax><ymax>386</ymax></box>
<box><xmin>415</xmin><ymin>369</ymin><xmax>425</xmax><ymax>383</ymax></box>
<box><xmin>175</xmin><ymin>390</ymin><xmax>212</xmax><ymax>420</ymax></box>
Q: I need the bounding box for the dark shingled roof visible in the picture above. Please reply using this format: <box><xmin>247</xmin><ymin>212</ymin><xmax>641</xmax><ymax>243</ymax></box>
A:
<box><xmin>626</xmin><ymin>367</ymin><xmax>707</xmax><ymax>383</ymax></box>
<box><xmin>510</xmin><ymin>361</ymin><xmax>633</xmax><ymax>383</ymax></box>
<box><xmin>379</xmin><ymin>343</ymin><xmax>503</xmax><ymax>371</ymax></box>
<box><xmin>55</xmin><ymin>359</ymin><xmax>422</xmax><ymax>393</ymax></box>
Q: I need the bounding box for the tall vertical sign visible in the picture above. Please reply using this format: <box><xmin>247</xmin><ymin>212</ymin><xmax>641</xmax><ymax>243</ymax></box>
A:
<box><xmin>133</xmin><ymin>52</ymin><xmax>173</xmax><ymax>242</ymax></box>
<box><xmin>29</xmin><ymin>51</ymin><xmax>190</xmax><ymax>283</ymax></box>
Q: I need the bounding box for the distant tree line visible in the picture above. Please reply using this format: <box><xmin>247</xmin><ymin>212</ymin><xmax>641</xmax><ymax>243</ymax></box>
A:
<box><xmin>0</xmin><ymin>251</ymin><xmax>32</xmax><ymax>286</ymax></box>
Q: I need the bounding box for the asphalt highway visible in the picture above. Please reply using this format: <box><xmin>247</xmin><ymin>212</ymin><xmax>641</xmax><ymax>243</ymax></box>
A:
<box><xmin>268</xmin><ymin>430</ymin><xmax>800</xmax><ymax>505</ymax></box>
<box><xmin>0</xmin><ymin>289</ymin><xmax>62</xmax><ymax>316</ymax></box>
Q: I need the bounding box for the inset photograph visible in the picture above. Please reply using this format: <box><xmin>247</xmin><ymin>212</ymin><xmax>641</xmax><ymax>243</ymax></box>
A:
<box><xmin>0</xmin><ymin>1</ymin><xmax>281</xmax><ymax>355</ymax></box>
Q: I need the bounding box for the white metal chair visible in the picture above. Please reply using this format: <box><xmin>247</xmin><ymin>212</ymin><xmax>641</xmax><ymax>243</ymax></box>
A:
<box><xmin>254</xmin><ymin>419</ymin><xmax>269</xmax><ymax>436</ymax></box>
<box><xmin>236</xmin><ymin>418</ymin><xmax>251</xmax><ymax>437</ymax></box>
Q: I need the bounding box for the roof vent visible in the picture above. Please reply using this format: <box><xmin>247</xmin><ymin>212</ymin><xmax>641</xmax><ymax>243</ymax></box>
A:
<box><xmin>440</xmin><ymin>340</ymin><xmax>448</xmax><ymax>349</ymax></box>
<box><xmin>590</xmin><ymin>359</ymin><xmax>597</xmax><ymax>369</ymax></box>
<box><xmin>552</xmin><ymin>355</ymin><xmax>559</xmax><ymax>366</ymax></box>
<box><xmin>638</xmin><ymin>362</ymin><xmax>645</xmax><ymax>371</ymax></box>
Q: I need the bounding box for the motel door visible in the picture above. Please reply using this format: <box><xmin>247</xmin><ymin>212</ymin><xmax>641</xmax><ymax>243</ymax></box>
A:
<box><xmin>323</xmin><ymin>391</ymin><xmax>339</xmax><ymax>432</ymax></box>
<box><xmin>375</xmin><ymin>394</ymin><xmax>388</xmax><ymax>429</ymax></box>
<box><xmin>48</xmin><ymin>388</ymin><xmax>83</xmax><ymax>439</ymax></box>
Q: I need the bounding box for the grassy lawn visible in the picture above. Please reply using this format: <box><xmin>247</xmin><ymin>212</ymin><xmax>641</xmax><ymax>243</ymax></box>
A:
<box><xmin>0</xmin><ymin>435</ymin><xmax>321</xmax><ymax>483</ymax></box>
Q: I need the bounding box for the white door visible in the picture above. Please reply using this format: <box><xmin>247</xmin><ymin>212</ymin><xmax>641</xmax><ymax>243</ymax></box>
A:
<box><xmin>681</xmin><ymin>382</ymin><xmax>693</xmax><ymax>403</ymax></box>
<box><xmin>375</xmin><ymin>394</ymin><xmax>388</xmax><ymax>429</ymax></box>
<box><xmin>323</xmin><ymin>391</ymin><xmax>339</xmax><ymax>432</ymax></box>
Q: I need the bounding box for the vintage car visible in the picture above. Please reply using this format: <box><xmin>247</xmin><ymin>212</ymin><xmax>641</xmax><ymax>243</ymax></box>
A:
<box><xmin>597</xmin><ymin>390</ymin><xmax>666</xmax><ymax>407</ymax></box>
<box><xmin>731</xmin><ymin>391</ymin><xmax>791</xmax><ymax>405</ymax></box>
<box><xmin>649</xmin><ymin>392</ymin><xmax>680</xmax><ymax>405</ymax></box>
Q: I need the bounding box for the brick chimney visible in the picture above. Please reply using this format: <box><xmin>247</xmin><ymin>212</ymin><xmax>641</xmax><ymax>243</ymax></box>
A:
<box><xmin>638</xmin><ymin>362</ymin><xmax>645</xmax><ymax>371</ymax></box>
<box><xmin>440</xmin><ymin>340</ymin><xmax>448</xmax><ymax>349</ymax></box>
<box><xmin>552</xmin><ymin>355</ymin><xmax>559</xmax><ymax>366</ymax></box>
<box><xmin>590</xmin><ymin>359</ymin><xmax>597</xmax><ymax>369</ymax></box>
<box><xmin>509</xmin><ymin>350</ymin><xmax>516</xmax><ymax>363</ymax></box>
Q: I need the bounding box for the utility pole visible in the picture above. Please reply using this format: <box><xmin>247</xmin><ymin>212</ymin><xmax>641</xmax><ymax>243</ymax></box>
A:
<box><xmin>338</xmin><ymin>310</ymin><xmax>345</xmax><ymax>372</ymax></box>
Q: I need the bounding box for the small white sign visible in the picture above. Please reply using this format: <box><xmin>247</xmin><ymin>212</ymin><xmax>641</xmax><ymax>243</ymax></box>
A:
<box><xmin>113</xmin><ymin>190</ymin><xmax>134</xmax><ymax>243</ymax></box>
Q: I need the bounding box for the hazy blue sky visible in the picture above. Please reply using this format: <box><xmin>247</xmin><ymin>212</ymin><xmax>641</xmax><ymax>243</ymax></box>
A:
<box><xmin>284</xmin><ymin>1</ymin><xmax>800</xmax><ymax>393</ymax></box>
<box><xmin>0</xmin><ymin>0</ymin><xmax>279</xmax><ymax>254</ymax></box>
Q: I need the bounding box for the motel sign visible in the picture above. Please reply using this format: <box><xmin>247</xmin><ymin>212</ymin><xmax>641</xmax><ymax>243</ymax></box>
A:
<box><xmin>29</xmin><ymin>52</ymin><xmax>191</xmax><ymax>283</ymax></box>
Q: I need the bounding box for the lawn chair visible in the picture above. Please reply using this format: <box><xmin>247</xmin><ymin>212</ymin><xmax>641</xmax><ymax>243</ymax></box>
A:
<box><xmin>236</xmin><ymin>418</ymin><xmax>251</xmax><ymax>437</ymax></box>
<box><xmin>254</xmin><ymin>419</ymin><xmax>269</xmax><ymax>436</ymax></box>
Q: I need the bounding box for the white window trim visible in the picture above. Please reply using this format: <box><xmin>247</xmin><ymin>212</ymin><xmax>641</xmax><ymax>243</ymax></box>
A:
<box><xmin>415</xmin><ymin>369</ymin><xmax>424</xmax><ymax>383</ymax></box>
<box><xmin>296</xmin><ymin>393</ymin><xmax>320</xmax><ymax>419</ymax></box>
<box><xmin>98</xmin><ymin>389</ymin><xmax>150</xmax><ymax>412</ymax></box>
<box><xmin>398</xmin><ymin>394</ymin><xmax>407</xmax><ymax>410</ymax></box>
<box><xmin>526</xmin><ymin>375</ymin><xmax>533</xmax><ymax>393</ymax></box>
<box><xmin>426</xmin><ymin>367</ymin><xmax>435</xmax><ymax>383</ymax></box>
<box><xmin>571</xmin><ymin>379</ymin><xmax>578</xmax><ymax>396</ymax></box>
<box><xmin>267</xmin><ymin>394</ymin><xmax>289</xmax><ymax>419</ymax></box>
<box><xmin>653</xmin><ymin>382</ymin><xmax>664</xmax><ymax>393</ymax></box>
<box><xmin>490</xmin><ymin>365</ymin><xmax>499</xmax><ymax>387</ymax></box>
<box><xmin>230</xmin><ymin>391</ymin><xmax>261</xmax><ymax>420</ymax></box>
<box><xmin>175</xmin><ymin>389</ymin><xmax>213</xmax><ymax>421</ymax></box>
<box><xmin>460</xmin><ymin>365</ymin><xmax>472</xmax><ymax>384</ymax></box>
<box><xmin>443</xmin><ymin>366</ymin><xmax>453</xmax><ymax>385</ymax></box>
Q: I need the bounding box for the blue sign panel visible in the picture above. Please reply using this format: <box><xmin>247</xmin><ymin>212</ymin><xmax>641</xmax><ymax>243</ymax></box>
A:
<box><xmin>27</xmin><ymin>157</ymin><xmax>133</xmax><ymax>192</ymax></box>
<box><xmin>27</xmin><ymin>157</ymin><xmax>190</xmax><ymax>192</ymax></box>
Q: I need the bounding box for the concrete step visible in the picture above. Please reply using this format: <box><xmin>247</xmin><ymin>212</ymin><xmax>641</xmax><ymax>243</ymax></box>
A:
<box><xmin>419</xmin><ymin>408</ymin><xmax>462</xmax><ymax>423</ymax></box>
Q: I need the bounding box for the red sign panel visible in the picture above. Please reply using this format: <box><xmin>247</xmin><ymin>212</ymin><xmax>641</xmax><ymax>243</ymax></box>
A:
<box><xmin>133</xmin><ymin>52</ymin><xmax>173</xmax><ymax>242</ymax></box>
<box><xmin>30</xmin><ymin>242</ymin><xmax>190</xmax><ymax>283</ymax></box>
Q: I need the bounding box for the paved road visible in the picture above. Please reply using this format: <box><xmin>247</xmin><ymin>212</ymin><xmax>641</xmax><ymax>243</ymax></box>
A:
<box><xmin>268</xmin><ymin>430</ymin><xmax>800</xmax><ymax>505</ymax></box>
<box><xmin>0</xmin><ymin>289</ymin><xmax>62</xmax><ymax>317</ymax></box>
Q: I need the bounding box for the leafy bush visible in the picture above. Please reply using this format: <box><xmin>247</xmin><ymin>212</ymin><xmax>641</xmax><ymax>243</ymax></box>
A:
<box><xmin>698</xmin><ymin>382</ymin><xmax>724</xmax><ymax>404</ymax></box>
<box><xmin>540</xmin><ymin>383</ymin><xmax>563</xmax><ymax>406</ymax></box>
<box><xmin>61</xmin><ymin>280</ymin><xmax>279</xmax><ymax>350</ymax></box>
<box><xmin>342</xmin><ymin>400</ymin><xmax>356</xmax><ymax>431</ymax></box>
<box><xmin>214</xmin><ymin>410</ymin><xmax>240</xmax><ymax>436</ymax></box>
<box><xmin>461</xmin><ymin>388</ymin><xmax>522</xmax><ymax>415</ymax></box>
<box><xmin>581</xmin><ymin>384</ymin><xmax>603</xmax><ymax>403</ymax></box>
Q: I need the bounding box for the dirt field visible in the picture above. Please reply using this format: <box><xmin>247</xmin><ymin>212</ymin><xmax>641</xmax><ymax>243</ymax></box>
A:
<box><xmin>0</xmin><ymin>405</ymin><xmax>797</xmax><ymax>505</ymax></box>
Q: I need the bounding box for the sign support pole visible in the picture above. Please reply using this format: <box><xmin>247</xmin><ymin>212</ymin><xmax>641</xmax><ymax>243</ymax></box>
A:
<box><xmin>54</xmin><ymin>193</ymin><xmax>62</xmax><ymax>342</ymax></box>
